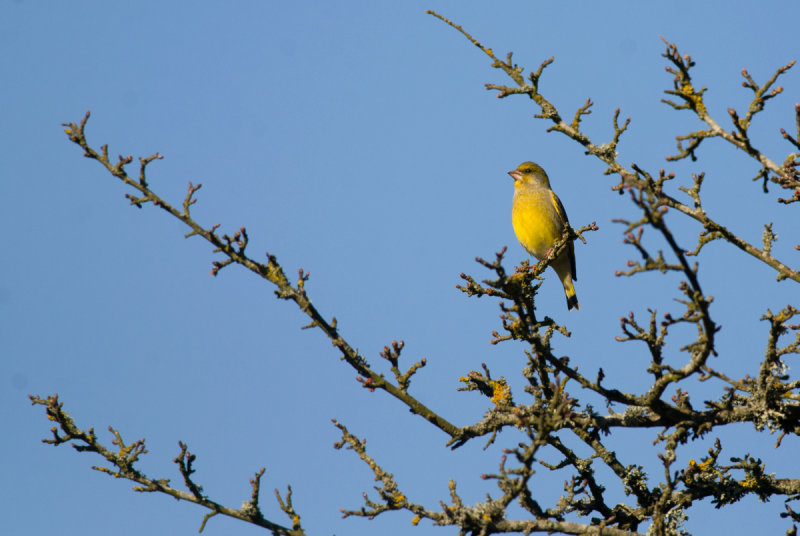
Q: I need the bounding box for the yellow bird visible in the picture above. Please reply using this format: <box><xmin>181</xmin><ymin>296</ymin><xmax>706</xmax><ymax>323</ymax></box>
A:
<box><xmin>508</xmin><ymin>161</ymin><xmax>579</xmax><ymax>310</ymax></box>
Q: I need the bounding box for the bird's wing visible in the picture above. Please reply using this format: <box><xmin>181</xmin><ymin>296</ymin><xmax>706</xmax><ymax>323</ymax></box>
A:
<box><xmin>551</xmin><ymin>191</ymin><xmax>577</xmax><ymax>281</ymax></box>
<box><xmin>550</xmin><ymin>191</ymin><xmax>570</xmax><ymax>225</ymax></box>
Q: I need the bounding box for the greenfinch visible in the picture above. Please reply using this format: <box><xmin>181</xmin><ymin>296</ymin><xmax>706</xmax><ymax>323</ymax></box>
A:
<box><xmin>508</xmin><ymin>161</ymin><xmax>579</xmax><ymax>310</ymax></box>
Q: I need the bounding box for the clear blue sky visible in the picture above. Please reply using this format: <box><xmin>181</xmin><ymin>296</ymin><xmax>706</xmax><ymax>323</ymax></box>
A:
<box><xmin>2</xmin><ymin>2</ymin><xmax>798</xmax><ymax>535</ymax></box>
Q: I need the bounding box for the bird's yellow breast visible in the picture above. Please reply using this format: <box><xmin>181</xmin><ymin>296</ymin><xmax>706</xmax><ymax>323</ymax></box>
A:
<box><xmin>512</xmin><ymin>186</ymin><xmax>564</xmax><ymax>260</ymax></box>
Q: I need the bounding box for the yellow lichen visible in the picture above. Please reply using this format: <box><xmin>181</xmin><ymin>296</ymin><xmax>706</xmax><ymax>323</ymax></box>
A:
<box><xmin>680</xmin><ymin>83</ymin><xmax>706</xmax><ymax>115</ymax></box>
<box><xmin>489</xmin><ymin>380</ymin><xmax>510</xmax><ymax>406</ymax></box>
<box><xmin>740</xmin><ymin>477</ymin><xmax>759</xmax><ymax>490</ymax></box>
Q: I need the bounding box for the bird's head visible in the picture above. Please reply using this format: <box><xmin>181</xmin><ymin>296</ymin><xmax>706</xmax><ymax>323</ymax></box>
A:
<box><xmin>508</xmin><ymin>161</ymin><xmax>551</xmax><ymax>189</ymax></box>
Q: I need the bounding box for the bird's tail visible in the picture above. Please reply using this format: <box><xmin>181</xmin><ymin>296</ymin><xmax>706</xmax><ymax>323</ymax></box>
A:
<box><xmin>560</xmin><ymin>274</ymin><xmax>580</xmax><ymax>311</ymax></box>
<box><xmin>554</xmin><ymin>257</ymin><xmax>580</xmax><ymax>311</ymax></box>
<box><xmin>564</xmin><ymin>284</ymin><xmax>580</xmax><ymax>311</ymax></box>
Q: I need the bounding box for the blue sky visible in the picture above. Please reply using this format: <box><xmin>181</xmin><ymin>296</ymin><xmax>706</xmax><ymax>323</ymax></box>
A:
<box><xmin>2</xmin><ymin>1</ymin><xmax>799</xmax><ymax>535</ymax></box>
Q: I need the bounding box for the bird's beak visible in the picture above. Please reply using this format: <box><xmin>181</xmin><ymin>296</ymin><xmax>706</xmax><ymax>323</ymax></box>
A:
<box><xmin>508</xmin><ymin>169</ymin><xmax>522</xmax><ymax>182</ymax></box>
